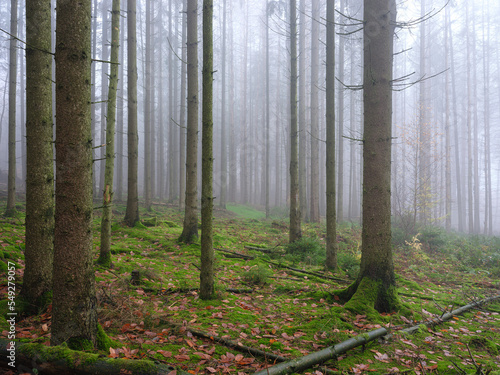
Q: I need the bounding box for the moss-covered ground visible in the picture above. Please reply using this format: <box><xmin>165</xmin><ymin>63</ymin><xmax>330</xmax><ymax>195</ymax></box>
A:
<box><xmin>1</xmin><ymin>199</ymin><xmax>499</xmax><ymax>374</ymax></box>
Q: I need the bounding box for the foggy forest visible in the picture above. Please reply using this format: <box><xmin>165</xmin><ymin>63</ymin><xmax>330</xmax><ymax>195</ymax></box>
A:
<box><xmin>0</xmin><ymin>0</ymin><xmax>500</xmax><ymax>374</ymax></box>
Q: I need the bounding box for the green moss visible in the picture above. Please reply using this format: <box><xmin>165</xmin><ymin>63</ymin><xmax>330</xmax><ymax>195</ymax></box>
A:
<box><xmin>343</xmin><ymin>277</ymin><xmax>400</xmax><ymax>318</ymax></box>
<box><xmin>96</xmin><ymin>323</ymin><xmax>115</xmax><ymax>351</ymax></box>
<box><xmin>67</xmin><ymin>336</ymin><xmax>93</xmax><ymax>351</ymax></box>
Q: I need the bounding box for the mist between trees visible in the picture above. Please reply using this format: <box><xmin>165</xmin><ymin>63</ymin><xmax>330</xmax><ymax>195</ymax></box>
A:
<box><xmin>0</xmin><ymin>0</ymin><xmax>499</xmax><ymax>236</ymax></box>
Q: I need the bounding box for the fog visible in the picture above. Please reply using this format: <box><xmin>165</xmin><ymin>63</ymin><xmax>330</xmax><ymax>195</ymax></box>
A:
<box><xmin>1</xmin><ymin>0</ymin><xmax>499</xmax><ymax>236</ymax></box>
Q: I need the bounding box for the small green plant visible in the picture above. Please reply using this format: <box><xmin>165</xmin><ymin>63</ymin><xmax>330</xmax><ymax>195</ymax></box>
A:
<box><xmin>284</xmin><ymin>236</ymin><xmax>324</xmax><ymax>266</ymax></box>
<box><xmin>243</xmin><ymin>265</ymin><xmax>271</xmax><ymax>285</ymax></box>
<box><xmin>337</xmin><ymin>249</ymin><xmax>360</xmax><ymax>279</ymax></box>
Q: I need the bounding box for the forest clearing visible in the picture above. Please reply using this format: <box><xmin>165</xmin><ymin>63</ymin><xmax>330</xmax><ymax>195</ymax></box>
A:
<box><xmin>1</xmin><ymin>201</ymin><xmax>499</xmax><ymax>374</ymax></box>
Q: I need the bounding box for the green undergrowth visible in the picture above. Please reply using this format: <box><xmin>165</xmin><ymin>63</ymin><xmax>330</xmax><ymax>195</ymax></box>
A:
<box><xmin>1</xmin><ymin>199</ymin><xmax>499</xmax><ymax>373</ymax></box>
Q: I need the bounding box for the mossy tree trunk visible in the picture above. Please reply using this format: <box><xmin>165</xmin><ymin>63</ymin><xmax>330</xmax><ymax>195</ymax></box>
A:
<box><xmin>21</xmin><ymin>0</ymin><xmax>54</xmax><ymax>312</ymax></box>
<box><xmin>288</xmin><ymin>0</ymin><xmax>301</xmax><ymax>244</ymax></box>
<box><xmin>124</xmin><ymin>0</ymin><xmax>140</xmax><ymax>227</ymax></box>
<box><xmin>325</xmin><ymin>0</ymin><xmax>337</xmax><ymax>270</ymax></box>
<box><xmin>52</xmin><ymin>0</ymin><xmax>98</xmax><ymax>348</ymax></box>
<box><xmin>200</xmin><ymin>0</ymin><xmax>214</xmax><ymax>300</ymax></box>
<box><xmin>5</xmin><ymin>0</ymin><xmax>18</xmax><ymax>217</ymax></box>
<box><xmin>340</xmin><ymin>0</ymin><xmax>398</xmax><ymax>313</ymax></box>
<box><xmin>179</xmin><ymin>0</ymin><xmax>199</xmax><ymax>244</ymax></box>
<box><xmin>98</xmin><ymin>0</ymin><xmax>121</xmax><ymax>268</ymax></box>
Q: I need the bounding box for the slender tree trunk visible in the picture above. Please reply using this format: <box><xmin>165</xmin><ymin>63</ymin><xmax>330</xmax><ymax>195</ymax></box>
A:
<box><xmin>241</xmin><ymin>4</ymin><xmax>249</xmax><ymax>205</ymax></box>
<box><xmin>337</xmin><ymin>0</ymin><xmax>346</xmax><ymax>222</ymax></box>
<box><xmin>124</xmin><ymin>0</ymin><xmax>140</xmax><ymax>227</ymax></box>
<box><xmin>98</xmin><ymin>0</ymin><xmax>121</xmax><ymax>268</ymax></box>
<box><xmin>143</xmin><ymin>0</ymin><xmax>152</xmax><ymax>210</ymax></box>
<box><xmin>157</xmin><ymin>2</ymin><xmax>165</xmax><ymax>201</ymax></box>
<box><xmin>466</xmin><ymin>2</ymin><xmax>473</xmax><ymax>234</ymax></box>
<box><xmin>448</xmin><ymin>9</ymin><xmax>463</xmax><ymax>232</ymax></box>
<box><xmin>52</xmin><ymin>0</ymin><xmax>98</xmax><ymax>348</ymax></box>
<box><xmin>5</xmin><ymin>0</ymin><xmax>18</xmax><ymax>217</ymax></box>
<box><xmin>471</xmin><ymin>12</ymin><xmax>480</xmax><ymax>234</ymax></box>
<box><xmin>116</xmin><ymin>0</ymin><xmax>126</xmax><ymax>202</ymax></box>
<box><xmin>168</xmin><ymin>0</ymin><xmax>176</xmax><ymax>202</ymax></box>
<box><xmin>219</xmin><ymin>0</ymin><xmax>227</xmax><ymax>209</ymax></box>
<box><xmin>99</xmin><ymin>0</ymin><xmax>110</xmax><ymax>198</ymax></box>
<box><xmin>298</xmin><ymin>0</ymin><xmax>307</xmax><ymax>221</ymax></box>
<box><xmin>91</xmin><ymin>0</ymin><xmax>98</xmax><ymax>198</ymax></box>
<box><xmin>265</xmin><ymin>3</ymin><xmax>270</xmax><ymax>218</ymax></box>
<box><xmin>19</xmin><ymin>17</ymin><xmax>26</xmax><ymax>189</ymax></box>
<box><xmin>179</xmin><ymin>0</ymin><xmax>187</xmax><ymax>210</ymax></box>
<box><xmin>179</xmin><ymin>0</ymin><xmax>199</xmax><ymax>243</ymax></box>
<box><xmin>482</xmin><ymin>0</ymin><xmax>492</xmax><ymax>235</ymax></box>
<box><xmin>444</xmin><ymin>6</ymin><xmax>451</xmax><ymax>232</ymax></box>
<box><xmin>309</xmin><ymin>0</ymin><xmax>320</xmax><ymax>223</ymax></box>
<box><xmin>21</xmin><ymin>0</ymin><xmax>54</xmax><ymax>311</ymax></box>
<box><xmin>325</xmin><ymin>0</ymin><xmax>336</xmax><ymax>270</ymax></box>
<box><xmin>289</xmin><ymin>0</ymin><xmax>301</xmax><ymax>243</ymax></box>
<box><xmin>200</xmin><ymin>0</ymin><xmax>214</xmax><ymax>300</ymax></box>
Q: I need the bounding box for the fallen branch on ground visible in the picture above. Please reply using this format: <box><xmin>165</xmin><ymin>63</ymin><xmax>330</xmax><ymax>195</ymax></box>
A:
<box><xmin>215</xmin><ymin>248</ymin><xmax>255</xmax><ymax>260</ymax></box>
<box><xmin>162</xmin><ymin>320</ymin><xmax>287</xmax><ymax>364</ymax></box>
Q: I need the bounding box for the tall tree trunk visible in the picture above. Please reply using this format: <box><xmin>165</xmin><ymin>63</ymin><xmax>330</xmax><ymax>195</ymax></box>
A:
<box><xmin>99</xmin><ymin>0</ymin><xmax>110</xmax><ymax>198</ymax></box>
<box><xmin>309</xmin><ymin>0</ymin><xmax>320</xmax><ymax>223</ymax></box>
<box><xmin>19</xmin><ymin>16</ymin><xmax>26</xmax><ymax>190</ymax></box>
<box><xmin>325</xmin><ymin>0</ymin><xmax>336</xmax><ymax>270</ymax></box>
<box><xmin>264</xmin><ymin>2</ymin><xmax>270</xmax><ymax>218</ymax></box>
<box><xmin>91</xmin><ymin>0</ymin><xmax>98</xmax><ymax>198</ymax></box>
<box><xmin>5</xmin><ymin>0</ymin><xmax>18</xmax><ymax>217</ymax></box>
<box><xmin>200</xmin><ymin>0</ymin><xmax>214</xmax><ymax>300</ymax></box>
<box><xmin>465</xmin><ymin>2</ymin><xmax>473</xmax><ymax>234</ymax></box>
<box><xmin>241</xmin><ymin>3</ymin><xmax>249</xmax><ymax>205</ymax></box>
<box><xmin>337</xmin><ymin>0</ymin><xmax>346</xmax><ymax>222</ymax></box>
<box><xmin>124</xmin><ymin>0</ymin><xmax>140</xmax><ymax>226</ymax></box>
<box><xmin>157</xmin><ymin>2</ymin><xmax>165</xmax><ymax>201</ymax></box>
<box><xmin>21</xmin><ymin>0</ymin><xmax>54</xmax><ymax>312</ymax></box>
<box><xmin>179</xmin><ymin>0</ymin><xmax>199</xmax><ymax>243</ymax></box>
<box><xmin>219</xmin><ymin>0</ymin><xmax>227</xmax><ymax>209</ymax></box>
<box><xmin>340</xmin><ymin>0</ymin><xmax>398</xmax><ymax>313</ymax></box>
<box><xmin>482</xmin><ymin>0</ymin><xmax>492</xmax><ymax>235</ymax></box>
<box><xmin>179</xmin><ymin>0</ymin><xmax>187</xmax><ymax>210</ymax></box>
<box><xmin>471</xmin><ymin>11</ymin><xmax>480</xmax><ymax>234</ymax></box>
<box><xmin>143</xmin><ymin>0</ymin><xmax>152</xmax><ymax>210</ymax></box>
<box><xmin>289</xmin><ymin>0</ymin><xmax>301</xmax><ymax>243</ymax></box>
<box><xmin>298</xmin><ymin>0</ymin><xmax>307</xmax><ymax>221</ymax></box>
<box><xmin>116</xmin><ymin>0</ymin><xmax>126</xmax><ymax>202</ymax></box>
<box><xmin>52</xmin><ymin>0</ymin><xmax>98</xmax><ymax>348</ymax></box>
<box><xmin>448</xmin><ymin>8</ymin><xmax>463</xmax><ymax>232</ymax></box>
<box><xmin>98</xmin><ymin>0</ymin><xmax>121</xmax><ymax>268</ymax></box>
<box><xmin>444</xmin><ymin>6</ymin><xmax>451</xmax><ymax>231</ymax></box>
<box><xmin>168</xmin><ymin>0</ymin><xmax>176</xmax><ymax>202</ymax></box>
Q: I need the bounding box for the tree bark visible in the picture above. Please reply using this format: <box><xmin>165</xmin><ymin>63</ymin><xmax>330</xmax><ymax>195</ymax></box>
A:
<box><xmin>325</xmin><ymin>0</ymin><xmax>336</xmax><ymax>270</ymax></box>
<box><xmin>124</xmin><ymin>0</ymin><xmax>140</xmax><ymax>227</ymax></box>
<box><xmin>298</xmin><ymin>0</ymin><xmax>307</xmax><ymax>222</ymax></box>
<box><xmin>200</xmin><ymin>0</ymin><xmax>215</xmax><ymax>300</ymax></box>
<box><xmin>178</xmin><ymin>0</ymin><xmax>187</xmax><ymax>211</ymax></box>
<box><xmin>179</xmin><ymin>0</ymin><xmax>199</xmax><ymax>243</ymax></box>
<box><xmin>21</xmin><ymin>0</ymin><xmax>54</xmax><ymax>311</ymax></box>
<box><xmin>5</xmin><ymin>0</ymin><xmax>18</xmax><ymax>217</ymax></box>
<box><xmin>289</xmin><ymin>0</ymin><xmax>301</xmax><ymax>243</ymax></box>
<box><xmin>99</xmin><ymin>0</ymin><xmax>110</xmax><ymax>198</ymax></box>
<box><xmin>309</xmin><ymin>0</ymin><xmax>320</xmax><ymax>224</ymax></box>
<box><xmin>341</xmin><ymin>0</ymin><xmax>398</xmax><ymax>313</ymax></box>
<box><xmin>98</xmin><ymin>0</ymin><xmax>121</xmax><ymax>268</ymax></box>
<box><xmin>116</xmin><ymin>0</ymin><xmax>126</xmax><ymax>203</ymax></box>
<box><xmin>52</xmin><ymin>0</ymin><xmax>98</xmax><ymax>348</ymax></box>
<box><xmin>144</xmin><ymin>0</ymin><xmax>152</xmax><ymax>210</ymax></box>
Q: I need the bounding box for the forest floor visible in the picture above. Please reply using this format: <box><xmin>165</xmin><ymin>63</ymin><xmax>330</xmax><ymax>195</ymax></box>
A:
<box><xmin>0</xmin><ymin>199</ymin><xmax>500</xmax><ymax>374</ymax></box>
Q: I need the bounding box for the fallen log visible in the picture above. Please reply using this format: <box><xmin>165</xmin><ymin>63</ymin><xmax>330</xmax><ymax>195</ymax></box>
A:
<box><xmin>244</xmin><ymin>246</ymin><xmax>280</xmax><ymax>254</ymax></box>
<box><xmin>215</xmin><ymin>248</ymin><xmax>255</xmax><ymax>260</ymax></box>
<box><xmin>397</xmin><ymin>293</ymin><xmax>500</xmax><ymax>335</ymax></box>
<box><xmin>253</xmin><ymin>328</ymin><xmax>388</xmax><ymax>375</ymax></box>
<box><xmin>0</xmin><ymin>339</ymin><xmax>190</xmax><ymax>375</ymax></box>
<box><xmin>257</xmin><ymin>294</ymin><xmax>500</xmax><ymax>375</ymax></box>
<box><xmin>162</xmin><ymin>321</ymin><xmax>287</xmax><ymax>364</ymax></box>
<box><xmin>263</xmin><ymin>260</ymin><xmax>349</xmax><ymax>283</ymax></box>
